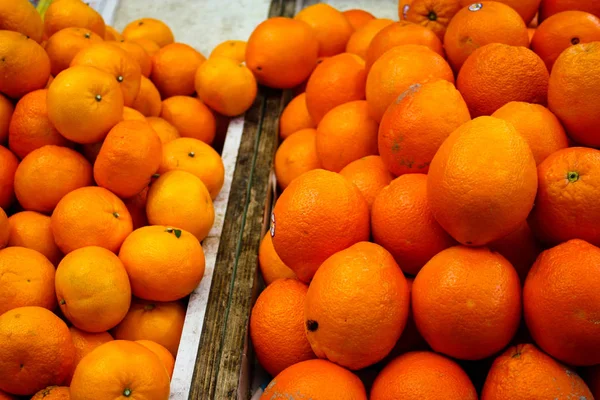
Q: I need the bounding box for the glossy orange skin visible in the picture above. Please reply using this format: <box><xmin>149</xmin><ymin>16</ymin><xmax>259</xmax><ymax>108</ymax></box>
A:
<box><xmin>294</xmin><ymin>4</ymin><xmax>354</xmax><ymax>57</ymax></box>
<box><xmin>0</xmin><ymin>0</ymin><xmax>44</xmax><ymax>43</ymax></box>
<box><xmin>279</xmin><ymin>93</ymin><xmax>315</xmax><ymax>140</ymax></box>
<box><xmin>122</xmin><ymin>18</ymin><xmax>174</xmax><ymax>47</ymax></box>
<box><xmin>275</xmin><ymin>128</ymin><xmax>321</xmax><ymax>190</ymax></box>
<box><xmin>151</xmin><ymin>43</ymin><xmax>205</xmax><ymax>98</ymax></box>
<box><xmin>136</xmin><ymin>340</ymin><xmax>175</xmax><ymax>379</ymax></box>
<box><xmin>66</xmin><ymin>327</ymin><xmax>113</xmax><ymax>384</ymax></box>
<box><xmin>339</xmin><ymin>155</ymin><xmax>392</xmax><ymax>210</ymax></box>
<box><xmin>209</xmin><ymin>40</ymin><xmax>246</xmax><ymax>63</ymax></box>
<box><xmin>132</xmin><ymin>76</ymin><xmax>161</xmax><ymax>117</ymax></box>
<box><xmin>160</xmin><ymin>96</ymin><xmax>216</xmax><ymax>144</ymax></box>
<box><xmin>31</xmin><ymin>386</ymin><xmax>70</xmax><ymax>400</ymax></box>
<box><xmin>43</xmin><ymin>0</ymin><xmax>105</xmax><ymax>38</ymax></box>
<box><xmin>404</xmin><ymin>0</ymin><xmax>462</xmax><ymax>39</ymax></box>
<box><xmin>258</xmin><ymin>232</ymin><xmax>297</xmax><ymax>285</ymax></box>
<box><xmin>459</xmin><ymin>0</ymin><xmax>542</xmax><ymax>24</ymax></box>
<box><xmin>112</xmin><ymin>40</ymin><xmax>152</xmax><ymax>78</ymax></box>
<box><xmin>346</xmin><ymin>19</ymin><xmax>394</xmax><ymax>60</ymax></box>
<box><xmin>45</xmin><ymin>27</ymin><xmax>103</xmax><ymax>77</ymax></box>
<box><xmin>540</xmin><ymin>0</ymin><xmax>600</xmax><ymax>21</ymax></box>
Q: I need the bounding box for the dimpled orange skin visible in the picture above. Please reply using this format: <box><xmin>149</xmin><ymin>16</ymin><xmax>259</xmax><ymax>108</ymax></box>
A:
<box><xmin>405</xmin><ymin>0</ymin><xmax>463</xmax><ymax>40</ymax></box>
<box><xmin>294</xmin><ymin>4</ymin><xmax>354</xmax><ymax>57</ymax></box>
<box><xmin>427</xmin><ymin>117</ymin><xmax>538</xmax><ymax>246</ymax></box>
<box><xmin>45</xmin><ymin>27</ymin><xmax>104</xmax><ymax>77</ymax></box>
<box><xmin>540</xmin><ymin>0</ymin><xmax>600</xmax><ymax>21</ymax></box>
<box><xmin>371</xmin><ymin>351</ymin><xmax>478</xmax><ymax>400</ymax></box>
<box><xmin>260</xmin><ymin>359</ymin><xmax>367</xmax><ymax>400</ymax></box>
<box><xmin>271</xmin><ymin>169</ymin><xmax>370</xmax><ymax>282</ymax></box>
<box><xmin>460</xmin><ymin>0</ymin><xmax>542</xmax><ymax>24</ymax></box>
<box><xmin>31</xmin><ymin>386</ymin><xmax>70</xmax><ymax>400</ymax></box>
<box><xmin>339</xmin><ymin>155</ymin><xmax>392</xmax><ymax>210</ymax></box>
<box><xmin>279</xmin><ymin>93</ymin><xmax>315</xmax><ymax>140</ymax></box>
<box><xmin>346</xmin><ymin>19</ymin><xmax>394</xmax><ymax>60</ymax></box>
<box><xmin>275</xmin><ymin>128</ymin><xmax>322</xmax><ymax>190</ymax></box>
<box><xmin>481</xmin><ymin>344</ymin><xmax>593</xmax><ymax>400</ymax></box>
<box><xmin>379</xmin><ymin>80</ymin><xmax>471</xmax><ymax>176</ymax></box>
<box><xmin>0</xmin><ymin>0</ymin><xmax>44</xmax><ymax>43</ymax></box>
<box><xmin>151</xmin><ymin>43</ymin><xmax>205</xmax><ymax>98</ymax></box>
<box><xmin>258</xmin><ymin>232</ymin><xmax>297</xmax><ymax>285</ymax></box>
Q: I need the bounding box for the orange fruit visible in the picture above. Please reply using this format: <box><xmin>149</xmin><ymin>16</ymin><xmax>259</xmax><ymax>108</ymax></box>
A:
<box><xmin>150</xmin><ymin>43</ymin><xmax>205</xmax><ymax>98</ymax></box>
<box><xmin>250</xmin><ymin>279</ymin><xmax>315</xmax><ymax>376</ymax></box>
<box><xmin>0</xmin><ymin>31</ymin><xmax>50</xmax><ymax>99</ymax></box>
<box><xmin>146</xmin><ymin>170</ymin><xmax>214</xmax><ymax>242</ymax></box>
<box><xmin>444</xmin><ymin>2</ymin><xmax>529</xmax><ymax>71</ymax></box>
<box><xmin>0</xmin><ymin>306</ymin><xmax>75</xmax><ymax>396</ymax></box>
<box><xmin>295</xmin><ymin>4</ymin><xmax>354</xmax><ymax>57</ymax></box>
<box><xmin>136</xmin><ymin>340</ymin><xmax>175</xmax><ymax>379</ymax></box>
<box><xmin>0</xmin><ymin>0</ymin><xmax>44</xmax><ymax>43</ymax></box>
<box><xmin>524</xmin><ymin>239</ymin><xmax>600</xmax><ymax>365</ymax></box>
<box><xmin>45</xmin><ymin>27</ymin><xmax>103</xmax><ymax>76</ymax></box>
<box><xmin>111</xmin><ymin>40</ymin><xmax>152</xmax><ymax>78</ymax></box>
<box><xmin>343</xmin><ymin>9</ymin><xmax>375</xmax><ymax>30</ymax></box>
<box><xmin>8</xmin><ymin>89</ymin><xmax>73</xmax><ymax>159</ymax></box>
<box><xmin>379</xmin><ymin>80</ymin><xmax>471</xmax><ymax>176</ymax></box>
<box><xmin>279</xmin><ymin>93</ymin><xmax>315</xmax><ymax>140</ymax></box>
<box><xmin>123</xmin><ymin>186</ymin><xmax>148</xmax><ymax>230</ymax></box>
<box><xmin>31</xmin><ymin>386</ymin><xmax>70</xmax><ymax>400</ymax></box>
<box><xmin>371</xmin><ymin>174</ymin><xmax>456</xmax><ymax>276</ymax></box>
<box><xmin>47</xmin><ymin>65</ymin><xmax>124</xmax><ymax>144</ymax></box>
<box><xmin>460</xmin><ymin>0</ymin><xmax>542</xmax><ymax>24</ymax></box>
<box><xmin>345</xmin><ymin>18</ymin><xmax>394</xmax><ymax>60</ymax></box>
<box><xmin>67</xmin><ymin>327</ymin><xmax>113</xmax><ymax>384</ymax></box>
<box><xmin>70</xmin><ymin>340</ymin><xmax>170</xmax><ymax>400</ymax></box>
<box><xmin>146</xmin><ymin>116</ymin><xmax>180</xmax><ymax>144</ymax></box>
<box><xmin>427</xmin><ymin>116</ymin><xmax>537</xmax><ymax>246</ymax></box>
<box><xmin>540</xmin><ymin>0</ymin><xmax>600</xmax><ymax>21</ymax></box>
<box><xmin>209</xmin><ymin>40</ymin><xmax>246</xmax><ymax>63</ymax></box>
<box><xmin>403</xmin><ymin>0</ymin><xmax>463</xmax><ymax>39</ymax></box>
<box><xmin>0</xmin><ymin>94</ymin><xmax>13</xmax><ymax>143</ymax></box>
<box><xmin>7</xmin><ymin>211</ymin><xmax>63</xmax><ymax>265</ymax></box>
<box><xmin>482</xmin><ymin>343</ymin><xmax>593</xmax><ymax>399</ymax></box>
<box><xmin>413</xmin><ymin>246</ymin><xmax>522</xmax><ymax>360</ymax></box>
<box><xmin>51</xmin><ymin>186</ymin><xmax>133</xmax><ymax>254</ymax></box>
<box><xmin>14</xmin><ymin>145</ymin><xmax>93</xmax><ymax>213</ymax></box>
<box><xmin>158</xmin><ymin>137</ymin><xmax>225</xmax><ymax>199</ymax></box>
<box><xmin>112</xmin><ymin>298</ymin><xmax>185</xmax><ymax>356</ymax></box>
<box><xmin>130</xmin><ymin>38</ymin><xmax>161</xmax><ymax>57</ymax></box>
<box><xmin>122</xmin><ymin>18</ymin><xmax>174</xmax><ymax>47</ymax></box>
<box><xmin>339</xmin><ymin>155</ymin><xmax>393</xmax><ymax>209</ymax></box>
<box><xmin>531</xmin><ymin>11</ymin><xmax>600</xmax><ymax>70</ymax></box>
<box><xmin>371</xmin><ymin>351</ymin><xmax>477</xmax><ymax>400</ymax></box>
<box><xmin>43</xmin><ymin>0</ymin><xmax>105</xmax><ymax>38</ymax></box>
<box><xmin>529</xmin><ymin>147</ymin><xmax>600</xmax><ymax>246</ymax></box>
<box><xmin>131</xmin><ymin>76</ymin><xmax>162</xmax><ymax>117</ymax></box>
<box><xmin>0</xmin><ymin>146</ymin><xmax>18</xmax><ymax>209</ymax></box>
<box><xmin>0</xmin><ymin>246</ymin><xmax>56</xmax><ymax>315</ymax></box>
<box><xmin>160</xmin><ymin>96</ymin><xmax>216</xmax><ymax>144</ymax></box>
<box><xmin>0</xmin><ymin>208</ymin><xmax>7</xmax><ymax>249</ymax></box>
<box><xmin>275</xmin><ymin>128</ymin><xmax>321</xmax><ymax>189</ymax></box>
<box><xmin>272</xmin><ymin>169</ymin><xmax>370</xmax><ymax>282</ymax></box>
<box><xmin>366</xmin><ymin>44</ymin><xmax>454</xmax><ymax>122</ymax></box>
<box><xmin>104</xmin><ymin>25</ymin><xmax>122</xmax><ymax>41</ymax></box>
<box><xmin>122</xmin><ymin>106</ymin><xmax>145</xmax><ymax>121</ymax></box>
<box><xmin>365</xmin><ymin>21</ymin><xmax>445</xmax><ymax>69</ymax></box>
<box><xmin>548</xmin><ymin>42</ymin><xmax>600</xmax><ymax>147</ymax></box>
<box><xmin>258</xmin><ymin>232</ymin><xmax>297</xmax><ymax>285</ymax></box>
<box><xmin>528</xmin><ymin>27</ymin><xmax>536</xmax><ymax>44</ymax></box>
<box><xmin>246</xmin><ymin>17</ymin><xmax>319</xmax><ymax>89</ymax></box>
<box><xmin>260</xmin><ymin>359</ymin><xmax>367</xmax><ymax>400</ymax></box>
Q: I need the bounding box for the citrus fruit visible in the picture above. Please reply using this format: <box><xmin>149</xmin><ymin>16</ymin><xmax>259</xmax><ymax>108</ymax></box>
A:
<box><xmin>0</xmin><ymin>208</ymin><xmax>7</xmax><ymax>249</ymax></box>
<box><xmin>7</xmin><ymin>211</ymin><xmax>62</xmax><ymax>265</ymax></box>
<box><xmin>131</xmin><ymin>76</ymin><xmax>161</xmax><ymax>117</ymax></box>
<box><xmin>294</xmin><ymin>4</ymin><xmax>354</xmax><ymax>57</ymax></box>
<box><xmin>151</xmin><ymin>42</ymin><xmax>205</xmax><ymax>98</ymax></box>
<box><xmin>31</xmin><ymin>386</ymin><xmax>70</xmax><ymax>400</ymax></box>
<box><xmin>0</xmin><ymin>146</ymin><xmax>18</xmax><ymax>209</ymax></box>
<box><xmin>66</xmin><ymin>327</ymin><xmax>113</xmax><ymax>384</ymax></box>
<box><xmin>279</xmin><ymin>93</ymin><xmax>315</xmax><ymax>140</ymax></box>
<box><xmin>45</xmin><ymin>27</ymin><xmax>103</xmax><ymax>76</ymax></box>
<box><xmin>540</xmin><ymin>0</ymin><xmax>600</xmax><ymax>21</ymax></box>
<box><xmin>339</xmin><ymin>155</ymin><xmax>392</xmax><ymax>210</ymax></box>
<box><xmin>122</xmin><ymin>18</ymin><xmax>174</xmax><ymax>47</ymax></box>
<box><xmin>404</xmin><ymin>0</ymin><xmax>463</xmax><ymax>39</ymax></box>
<box><xmin>0</xmin><ymin>94</ymin><xmax>13</xmax><ymax>143</ymax></box>
<box><xmin>104</xmin><ymin>25</ymin><xmax>122</xmax><ymax>41</ymax></box>
<box><xmin>122</xmin><ymin>106</ymin><xmax>145</xmax><ymax>121</ymax></box>
<box><xmin>136</xmin><ymin>340</ymin><xmax>175</xmax><ymax>379</ymax></box>
<box><xmin>0</xmin><ymin>0</ymin><xmax>44</xmax><ymax>42</ymax></box>
<box><xmin>146</xmin><ymin>116</ymin><xmax>180</xmax><ymax>144</ymax></box>
<box><xmin>160</xmin><ymin>96</ymin><xmax>216</xmax><ymax>144</ymax></box>
<box><xmin>274</xmin><ymin>128</ymin><xmax>321</xmax><ymax>189</ymax></box>
<box><xmin>343</xmin><ymin>9</ymin><xmax>375</xmax><ymax>30</ymax></box>
<box><xmin>459</xmin><ymin>0</ymin><xmax>542</xmax><ymax>24</ymax></box>
<box><xmin>209</xmin><ymin>40</ymin><xmax>246</xmax><ymax>63</ymax></box>
<box><xmin>111</xmin><ymin>40</ymin><xmax>152</xmax><ymax>78</ymax></box>
<box><xmin>43</xmin><ymin>0</ymin><xmax>105</xmax><ymax>38</ymax></box>
<box><xmin>346</xmin><ymin>18</ymin><xmax>394</xmax><ymax>59</ymax></box>
<box><xmin>258</xmin><ymin>232</ymin><xmax>297</xmax><ymax>285</ymax></box>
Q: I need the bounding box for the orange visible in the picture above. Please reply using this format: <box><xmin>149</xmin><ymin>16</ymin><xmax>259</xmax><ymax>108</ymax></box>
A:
<box><xmin>444</xmin><ymin>2</ymin><xmax>529</xmax><ymax>71</ymax></box>
<box><xmin>413</xmin><ymin>246</ymin><xmax>522</xmax><ymax>360</ymax></box>
<box><xmin>524</xmin><ymin>239</ymin><xmax>600</xmax><ymax>365</ymax></box>
<box><xmin>365</xmin><ymin>21</ymin><xmax>445</xmax><ymax>69</ymax></box>
<box><xmin>366</xmin><ymin>44</ymin><xmax>454</xmax><ymax>122</ymax></box>
<box><xmin>345</xmin><ymin>18</ymin><xmax>394</xmax><ymax>60</ymax></box>
<box><xmin>104</xmin><ymin>25</ymin><xmax>123</xmax><ymax>41</ymax></box>
<box><xmin>111</xmin><ymin>40</ymin><xmax>152</xmax><ymax>78</ymax></box>
<box><xmin>67</xmin><ymin>327</ymin><xmax>113</xmax><ymax>384</ymax></box>
<box><xmin>122</xmin><ymin>106</ymin><xmax>145</xmax><ymax>121</ymax></box>
<box><xmin>55</xmin><ymin>246</ymin><xmax>131</xmax><ymax>333</ymax></box>
<box><xmin>112</xmin><ymin>298</ymin><xmax>185</xmax><ymax>356</ymax></box>
<box><xmin>306</xmin><ymin>242</ymin><xmax>409</xmax><ymax>370</ymax></box>
<box><xmin>0</xmin><ymin>208</ymin><xmax>7</xmax><ymax>249</ymax></box>
<box><xmin>460</xmin><ymin>0</ymin><xmax>542</xmax><ymax>24</ymax></box>
<box><xmin>272</xmin><ymin>169</ymin><xmax>370</xmax><ymax>282</ymax></box>
<box><xmin>122</xmin><ymin>18</ymin><xmax>174</xmax><ymax>47</ymax></box>
<box><xmin>47</xmin><ymin>65</ymin><xmax>124</xmax><ymax>144</ymax></box>
<box><xmin>131</xmin><ymin>38</ymin><xmax>161</xmax><ymax>57</ymax></box>
<box><xmin>0</xmin><ymin>306</ymin><xmax>75</xmax><ymax>396</ymax></box>
<box><xmin>0</xmin><ymin>247</ymin><xmax>56</xmax><ymax>316</ymax></box>
<box><xmin>0</xmin><ymin>94</ymin><xmax>13</xmax><ymax>143</ymax></box>
<box><xmin>371</xmin><ymin>174</ymin><xmax>456</xmax><ymax>276</ymax></box>
<box><xmin>279</xmin><ymin>93</ymin><xmax>315</xmax><ymax>140</ymax></box>
<box><xmin>250</xmin><ymin>279</ymin><xmax>315</xmax><ymax>376</ymax></box>
<box><xmin>31</xmin><ymin>386</ymin><xmax>70</xmax><ymax>400</ymax></box>
<box><xmin>158</xmin><ymin>137</ymin><xmax>225</xmax><ymax>199</ymax></box>
<box><xmin>150</xmin><ymin>43</ymin><xmax>205</xmax><ymax>98</ymax></box>
<box><xmin>427</xmin><ymin>117</ymin><xmax>537</xmax><ymax>246</ymax></box>
<box><xmin>136</xmin><ymin>340</ymin><xmax>175</xmax><ymax>379</ymax></box>
<box><xmin>343</xmin><ymin>9</ymin><xmax>375</xmax><ymax>30</ymax></box>
<box><xmin>371</xmin><ymin>351</ymin><xmax>477</xmax><ymax>400</ymax></box>
<box><xmin>45</xmin><ymin>27</ymin><xmax>103</xmax><ymax>76</ymax></box>
<box><xmin>482</xmin><ymin>343</ymin><xmax>593</xmax><ymax>399</ymax></box>
<box><xmin>532</xmin><ymin>11</ymin><xmax>600</xmax><ymax>70</ymax></box>
<box><xmin>275</xmin><ymin>128</ymin><xmax>321</xmax><ymax>190</ymax></box>
<box><xmin>209</xmin><ymin>40</ymin><xmax>246</xmax><ymax>63</ymax></box>
<box><xmin>379</xmin><ymin>80</ymin><xmax>471</xmax><ymax>176</ymax></box>
<box><xmin>548</xmin><ymin>42</ymin><xmax>600</xmax><ymax>147</ymax></box>
<box><xmin>529</xmin><ymin>147</ymin><xmax>600</xmax><ymax>246</ymax></box>
<box><xmin>0</xmin><ymin>146</ymin><xmax>18</xmax><ymax>209</ymax></box>
<box><xmin>146</xmin><ymin>116</ymin><xmax>180</xmax><ymax>144</ymax></box>
<box><xmin>8</xmin><ymin>89</ymin><xmax>73</xmax><ymax>159</ymax></box>
<box><xmin>540</xmin><ymin>0</ymin><xmax>600</xmax><ymax>21</ymax></box>
<box><xmin>305</xmin><ymin>53</ymin><xmax>366</xmax><ymax>124</ymax></box>
<box><xmin>260</xmin><ymin>359</ymin><xmax>366</xmax><ymax>400</ymax></box>
<box><xmin>295</xmin><ymin>4</ymin><xmax>354</xmax><ymax>57</ymax></box>
<box><xmin>0</xmin><ymin>31</ymin><xmax>50</xmax><ymax>99</ymax></box>
<box><xmin>7</xmin><ymin>211</ymin><xmax>63</xmax><ymax>265</ymax></box>
<box><xmin>146</xmin><ymin>170</ymin><xmax>214</xmax><ymax>242</ymax></box>
<box><xmin>246</xmin><ymin>17</ymin><xmax>318</xmax><ymax>89</ymax></box>
<box><xmin>70</xmin><ymin>340</ymin><xmax>170</xmax><ymax>400</ymax></box>
<box><xmin>160</xmin><ymin>96</ymin><xmax>216</xmax><ymax>144</ymax></box>
<box><xmin>14</xmin><ymin>145</ymin><xmax>93</xmax><ymax>213</ymax></box>
<box><xmin>43</xmin><ymin>0</ymin><xmax>105</xmax><ymax>38</ymax></box>
<box><xmin>258</xmin><ymin>232</ymin><xmax>297</xmax><ymax>285</ymax></box>
<box><xmin>131</xmin><ymin>76</ymin><xmax>162</xmax><ymax>117</ymax></box>
<box><xmin>404</xmin><ymin>0</ymin><xmax>463</xmax><ymax>39</ymax></box>
<box><xmin>51</xmin><ymin>186</ymin><xmax>133</xmax><ymax>254</ymax></box>
<box><xmin>94</xmin><ymin>120</ymin><xmax>162</xmax><ymax>198</ymax></box>
<box><xmin>123</xmin><ymin>186</ymin><xmax>149</xmax><ymax>230</ymax></box>
<box><xmin>0</xmin><ymin>0</ymin><xmax>44</xmax><ymax>42</ymax></box>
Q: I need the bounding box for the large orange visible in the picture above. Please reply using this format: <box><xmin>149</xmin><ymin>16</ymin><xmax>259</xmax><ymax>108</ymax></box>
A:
<box><xmin>0</xmin><ymin>146</ymin><xmax>18</xmax><ymax>209</ymax></box>
<box><xmin>151</xmin><ymin>43</ymin><xmax>205</xmax><ymax>98</ymax></box>
<box><xmin>122</xmin><ymin>18</ymin><xmax>174</xmax><ymax>47</ymax></box>
<box><xmin>274</xmin><ymin>128</ymin><xmax>322</xmax><ymax>189</ymax></box>
<box><xmin>131</xmin><ymin>76</ymin><xmax>161</xmax><ymax>117</ymax></box>
<box><xmin>43</xmin><ymin>0</ymin><xmax>105</xmax><ymax>38</ymax></box>
<box><xmin>346</xmin><ymin>18</ymin><xmax>394</xmax><ymax>60</ymax></box>
<box><xmin>379</xmin><ymin>80</ymin><xmax>471</xmax><ymax>176</ymax></box>
<box><xmin>146</xmin><ymin>116</ymin><xmax>180</xmax><ymax>144</ymax></box>
<box><xmin>427</xmin><ymin>117</ymin><xmax>537</xmax><ymax>246</ymax></box>
<box><xmin>31</xmin><ymin>386</ymin><xmax>70</xmax><ymax>400</ymax></box>
<box><xmin>66</xmin><ymin>327</ymin><xmax>113</xmax><ymax>384</ymax></box>
<box><xmin>260</xmin><ymin>359</ymin><xmax>366</xmax><ymax>400</ymax></box>
<box><xmin>413</xmin><ymin>246</ymin><xmax>522</xmax><ymax>360</ymax></box>
<box><xmin>371</xmin><ymin>351</ymin><xmax>477</xmax><ymax>400</ymax></box>
<box><xmin>295</xmin><ymin>4</ymin><xmax>353</xmax><ymax>57</ymax></box>
<box><xmin>0</xmin><ymin>306</ymin><xmax>75</xmax><ymax>396</ymax></box>
<box><xmin>548</xmin><ymin>42</ymin><xmax>600</xmax><ymax>147</ymax></box>
<box><xmin>51</xmin><ymin>186</ymin><xmax>133</xmax><ymax>254</ymax></box>
<box><xmin>444</xmin><ymin>2</ymin><xmax>529</xmax><ymax>71</ymax></box>
<box><xmin>339</xmin><ymin>155</ymin><xmax>392</xmax><ymax>210</ymax></box>
<box><xmin>258</xmin><ymin>232</ymin><xmax>297</xmax><ymax>285</ymax></box>
<box><xmin>14</xmin><ymin>145</ymin><xmax>93</xmax><ymax>213</ymax></box>
<box><xmin>0</xmin><ymin>0</ymin><xmax>44</xmax><ymax>42</ymax></box>
<box><xmin>540</xmin><ymin>0</ymin><xmax>600</xmax><ymax>21</ymax></box>
<box><xmin>279</xmin><ymin>93</ymin><xmax>315</xmax><ymax>140</ymax></box>
<box><xmin>136</xmin><ymin>340</ymin><xmax>175</xmax><ymax>379</ymax></box>
<box><xmin>271</xmin><ymin>169</ymin><xmax>370</xmax><ymax>282</ymax></box>
<box><xmin>45</xmin><ymin>27</ymin><xmax>103</xmax><ymax>76</ymax></box>
<box><xmin>111</xmin><ymin>40</ymin><xmax>152</xmax><ymax>78</ymax></box>
<box><xmin>70</xmin><ymin>340</ymin><xmax>170</xmax><ymax>400</ymax></box>
<box><xmin>7</xmin><ymin>211</ymin><xmax>62</xmax><ymax>265</ymax></box>
<box><xmin>403</xmin><ymin>0</ymin><xmax>462</xmax><ymax>39</ymax></box>
<box><xmin>160</xmin><ymin>96</ymin><xmax>216</xmax><ymax>144</ymax></box>
<box><xmin>459</xmin><ymin>0</ymin><xmax>542</xmax><ymax>24</ymax></box>
<box><xmin>209</xmin><ymin>40</ymin><xmax>246</xmax><ymax>63</ymax></box>
<box><xmin>0</xmin><ymin>94</ymin><xmax>13</xmax><ymax>143</ymax></box>
<box><xmin>366</xmin><ymin>44</ymin><xmax>454</xmax><ymax>122</ymax></box>
<box><xmin>246</xmin><ymin>17</ymin><xmax>319</xmax><ymax>89</ymax></box>
<box><xmin>343</xmin><ymin>9</ymin><xmax>375</xmax><ymax>30</ymax></box>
